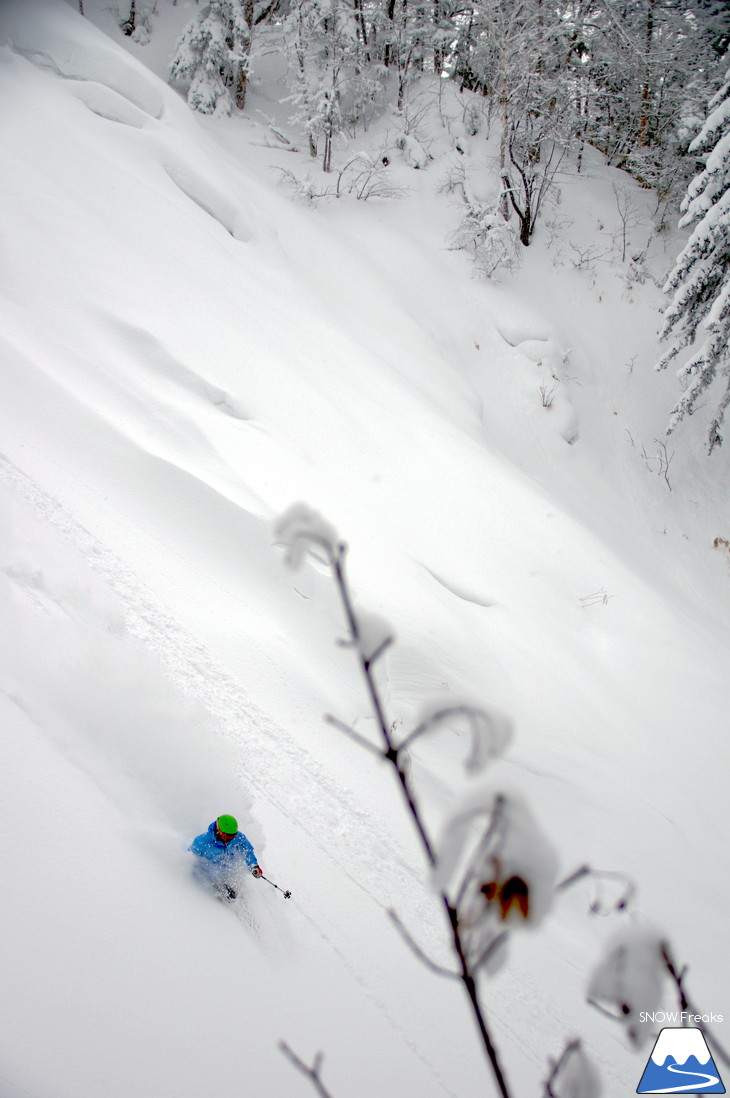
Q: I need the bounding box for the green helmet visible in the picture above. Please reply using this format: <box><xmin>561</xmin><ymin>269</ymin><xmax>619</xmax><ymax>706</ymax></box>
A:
<box><xmin>217</xmin><ymin>814</ymin><xmax>238</xmax><ymax>836</ymax></box>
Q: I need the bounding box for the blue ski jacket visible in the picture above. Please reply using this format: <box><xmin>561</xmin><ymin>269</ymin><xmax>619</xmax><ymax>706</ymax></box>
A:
<box><xmin>189</xmin><ymin>821</ymin><xmax>258</xmax><ymax>877</ymax></box>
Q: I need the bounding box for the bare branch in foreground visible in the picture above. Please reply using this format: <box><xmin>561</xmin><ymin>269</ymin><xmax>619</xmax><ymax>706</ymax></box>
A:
<box><xmin>387</xmin><ymin>909</ymin><xmax>460</xmax><ymax>979</ymax></box>
<box><xmin>326</xmin><ymin>543</ymin><xmax>513</xmax><ymax>1098</ymax></box>
<box><xmin>365</xmin><ymin>634</ymin><xmax>395</xmax><ymax>668</ymax></box>
<box><xmin>543</xmin><ymin>1038</ymin><xmax>600</xmax><ymax>1098</ymax></box>
<box><xmin>399</xmin><ymin>704</ymin><xmax>487</xmax><ymax>751</ymax></box>
<box><xmin>661</xmin><ymin>944</ymin><xmax>730</xmax><ymax>1070</ymax></box>
<box><xmin>472</xmin><ymin>931</ymin><xmax>509</xmax><ymax>976</ymax></box>
<box><xmin>586</xmin><ymin>995</ymin><xmax>626</xmax><ymax>1022</ymax></box>
<box><xmin>544</xmin><ymin>1038</ymin><xmax>581</xmax><ymax>1095</ymax></box>
<box><xmin>453</xmin><ymin>796</ymin><xmax>506</xmax><ymax>912</ymax></box>
<box><xmin>324</xmin><ymin>714</ymin><xmax>384</xmax><ymax>759</ymax></box>
<box><xmin>279</xmin><ymin>1043</ymin><xmax>335</xmax><ymax>1098</ymax></box>
<box><xmin>557</xmin><ymin>864</ymin><xmax>635</xmax><ymax>914</ymax></box>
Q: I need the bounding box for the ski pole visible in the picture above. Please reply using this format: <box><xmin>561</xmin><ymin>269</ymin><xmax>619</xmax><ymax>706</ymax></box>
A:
<box><xmin>260</xmin><ymin>874</ymin><xmax>292</xmax><ymax>899</ymax></box>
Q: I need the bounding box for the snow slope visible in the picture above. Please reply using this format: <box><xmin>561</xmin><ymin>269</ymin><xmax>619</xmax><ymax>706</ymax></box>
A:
<box><xmin>1</xmin><ymin>3</ymin><xmax>729</xmax><ymax>1096</ymax></box>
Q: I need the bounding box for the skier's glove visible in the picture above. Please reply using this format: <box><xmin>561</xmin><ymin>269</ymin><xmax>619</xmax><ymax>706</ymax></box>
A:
<box><xmin>251</xmin><ymin>866</ymin><xmax>263</xmax><ymax>879</ymax></box>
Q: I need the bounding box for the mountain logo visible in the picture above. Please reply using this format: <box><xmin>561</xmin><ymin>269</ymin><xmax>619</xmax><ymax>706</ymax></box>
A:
<box><xmin>637</xmin><ymin>1028</ymin><xmax>725</xmax><ymax>1093</ymax></box>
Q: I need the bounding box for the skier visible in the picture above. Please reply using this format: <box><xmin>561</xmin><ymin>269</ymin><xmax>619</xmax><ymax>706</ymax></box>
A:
<box><xmin>190</xmin><ymin>814</ymin><xmax>262</xmax><ymax>902</ymax></box>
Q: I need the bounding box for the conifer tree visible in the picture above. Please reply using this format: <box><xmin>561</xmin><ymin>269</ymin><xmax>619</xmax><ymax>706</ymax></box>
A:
<box><xmin>169</xmin><ymin>0</ymin><xmax>253</xmax><ymax>115</ymax></box>
<box><xmin>657</xmin><ymin>66</ymin><xmax>730</xmax><ymax>453</ymax></box>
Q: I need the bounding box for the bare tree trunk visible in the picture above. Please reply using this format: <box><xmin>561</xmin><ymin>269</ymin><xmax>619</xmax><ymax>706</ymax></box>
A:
<box><xmin>322</xmin><ymin>121</ymin><xmax>332</xmax><ymax>172</ymax></box>
<box><xmin>293</xmin><ymin>25</ymin><xmax>318</xmax><ymax>157</ymax></box>
<box><xmin>384</xmin><ymin>0</ymin><xmax>397</xmax><ymax>66</ymax></box>
<box><xmin>235</xmin><ymin>64</ymin><xmax>248</xmax><ymax>110</ymax></box>
<box><xmin>396</xmin><ymin>42</ymin><xmax>412</xmax><ymax>110</ymax></box>
<box><xmin>235</xmin><ymin>0</ymin><xmax>255</xmax><ymax>110</ymax></box>
<box><xmin>498</xmin><ymin>67</ymin><xmax>510</xmax><ymax>219</ymax></box>
<box><xmin>433</xmin><ymin>0</ymin><xmax>443</xmax><ymax>73</ymax></box>
<box><xmin>354</xmin><ymin>0</ymin><xmax>368</xmax><ymax>48</ymax></box>
<box><xmin>122</xmin><ymin>0</ymin><xmax>136</xmax><ymax>35</ymax></box>
<box><xmin>576</xmin><ymin>113</ymin><xmax>588</xmax><ymax>174</ymax></box>
<box><xmin>639</xmin><ymin>0</ymin><xmax>654</xmax><ymax>146</ymax></box>
<box><xmin>78</xmin><ymin>0</ymin><xmax>85</xmax><ymax>14</ymax></box>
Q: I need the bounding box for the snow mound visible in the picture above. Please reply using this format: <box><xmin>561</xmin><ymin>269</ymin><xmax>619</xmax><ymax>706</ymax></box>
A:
<box><xmin>69</xmin><ymin>79</ymin><xmax>150</xmax><ymax>128</ymax></box>
<box><xmin>164</xmin><ymin>157</ymin><xmax>255</xmax><ymax>242</ymax></box>
<box><xmin>6</xmin><ymin>0</ymin><xmax>165</xmax><ymax>118</ymax></box>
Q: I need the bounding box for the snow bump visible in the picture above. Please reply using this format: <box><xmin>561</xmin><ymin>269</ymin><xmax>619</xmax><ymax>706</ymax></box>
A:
<box><xmin>11</xmin><ymin>42</ymin><xmax>164</xmax><ymax>119</ymax></box>
<box><xmin>163</xmin><ymin>160</ymin><xmax>254</xmax><ymax>243</ymax></box>
<box><xmin>68</xmin><ymin>81</ymin><xmax>150</xmax><ymax>129</ymax></box>
<box><xmin>7</xmin><ymin>0</ymin><xmax>165</xmax><ymax>120</ymax></box>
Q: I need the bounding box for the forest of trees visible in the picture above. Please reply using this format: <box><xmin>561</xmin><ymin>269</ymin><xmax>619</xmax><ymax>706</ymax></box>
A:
<box><xmin>166</xmin><ymin>0</ymin><xmax>728</xmax><ymax>195</ymax></box>
<box><xmin>166</xmin><ymin>0</ymin><xmax>730</xmax><ymax>453</ymax></box>
<box><xmin>130</xmin><ymin>0</ymin><xmax>730</xmax><ymax>450</ymax></box>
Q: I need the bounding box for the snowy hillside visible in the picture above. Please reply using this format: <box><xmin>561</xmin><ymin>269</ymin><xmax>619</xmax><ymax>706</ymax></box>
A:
<box><xmin>1</xmin><ymin>2</ymin><xmax>729</xmax><ymax>1096</ymax></box>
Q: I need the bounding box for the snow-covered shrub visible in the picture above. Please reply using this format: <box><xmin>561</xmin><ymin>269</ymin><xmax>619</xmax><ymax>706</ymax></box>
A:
<box><xmin>394</xmin><ymin>132</ymin><xmax>430</xmax><ymax>169</ymax></box>
<box><xmin>274</xmin><ymin>168</ymin><xmax>337</xmax><ymax>204</ymax></box>
<box><xmin>335</xmin><ymin>153</ymin><xmax>405</xmax><ymax>200</ymax></box>
<box><xmin>276</xmin><ymin>156</ymin><xmax>404</xmax><ymax>204</ymax></box>
<box><xmin>442</xmin><ymin>162</ymin><xmax>520</xmax><ymax>278</ymax></box>
<box><xmin>448</xmin><ymin>204</ymin><xmax>520</xmax><ymax>278</ymax></box>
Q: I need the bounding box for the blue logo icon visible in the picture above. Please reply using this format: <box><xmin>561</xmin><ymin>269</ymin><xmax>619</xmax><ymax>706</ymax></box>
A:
<box><xmin>637</xmin><ymin>1028</ymin><xmax>725</xmax><ymax>1093</ymax></box>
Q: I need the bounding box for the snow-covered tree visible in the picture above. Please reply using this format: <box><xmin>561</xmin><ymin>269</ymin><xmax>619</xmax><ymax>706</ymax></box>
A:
<box><xmin>694</xmin><ymin>0</ymin><xmax>730</xmax><ymax>59</ymax></box>
<box><xmin>657</xmin><ymin>66</ymin><xmax>730</xmax><ymax>453</ymax></box>
<box><xmin>284</xmin><ymin>0</ymin><xmax>366</xmax><ymax>171</ymax></box>
<box><xmin>579</xmin><ymin>0</ymin><xmax>724</xmax><ymax>201</ymax></box>
<box><xmin>451</xmin><ymin>0</ymin><xmax>721</xmax><ymax>208</ymax></box>
<box><xmin>449</xmin><ymin>0</ymin><xmax>582</xmax><ymax>243</ymax></box>
<box><xmin>120</xmin><ymin>0</ymin><xmax>154</xmax><ymax>45</ymax></box>
<box><xmin>169</xmin><ymin>0</ymin><xmax>254</xmax><ymax>116</ymax></box>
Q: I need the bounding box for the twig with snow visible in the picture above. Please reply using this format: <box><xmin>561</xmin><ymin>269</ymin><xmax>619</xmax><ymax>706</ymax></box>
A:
<box><xmin>543</xmin><ymin>1038</ymin><xmax>601</xmax><ymax>1098</ymax></box>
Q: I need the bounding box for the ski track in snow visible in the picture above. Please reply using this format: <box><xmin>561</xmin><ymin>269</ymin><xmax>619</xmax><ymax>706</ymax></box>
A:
<box><xmin>0</xmin><ymin>451</ymin><xmax>469</xmax><ymax>1095</ymax></box>
<box><xmin>0</xmin><ymin>450</ymin><xmax>606</xmax><ymax>1091</ymax></box>
<box><xmin>290</xmin><ymin>899</ymin><xmax>463</xmax><ymax>1098</ymax></box>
